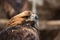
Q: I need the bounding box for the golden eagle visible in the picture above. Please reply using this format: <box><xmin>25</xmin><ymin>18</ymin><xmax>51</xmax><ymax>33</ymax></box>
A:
<box><xmin>0</xmin><ymin>11</ymin><xmax>40</xmax><ymax>40</ymax></box>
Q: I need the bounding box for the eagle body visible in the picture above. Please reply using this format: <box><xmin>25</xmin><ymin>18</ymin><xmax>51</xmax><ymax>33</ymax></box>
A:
<box><xmin>0</xmin><ymin>11</ymin><xmax>40</xmax><ymax>40</ymax></box>
<box><xmin>0</xmin><ymin>24</ymin><xmax>39</xmax><ymax>40</ymax></box>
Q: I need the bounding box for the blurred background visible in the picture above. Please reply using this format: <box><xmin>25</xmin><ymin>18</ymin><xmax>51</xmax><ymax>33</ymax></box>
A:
<box><xmin>0</xmin><ymin>0</ymin><xmax>60</xmax><ymax>40</ymax></box>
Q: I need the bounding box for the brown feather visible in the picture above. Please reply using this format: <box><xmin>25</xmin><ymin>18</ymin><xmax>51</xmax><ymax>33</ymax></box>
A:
<box><xmin>6</xmin><ymin>11</ymin><xmax>32</xmax><ymax>27</ymax></box>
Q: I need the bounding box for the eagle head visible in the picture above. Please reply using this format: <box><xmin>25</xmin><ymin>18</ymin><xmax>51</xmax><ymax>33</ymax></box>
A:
<box><xmin>6</xmin><ymin>11</ymin><xmax>38</xmax><ymax>27</ymax></box>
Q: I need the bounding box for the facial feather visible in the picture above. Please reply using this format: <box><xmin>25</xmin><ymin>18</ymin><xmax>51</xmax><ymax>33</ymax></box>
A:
<box><xmin>6</xmin><ymin>11</ymin><xmax>33</xmax><ymax>27</ymax></box>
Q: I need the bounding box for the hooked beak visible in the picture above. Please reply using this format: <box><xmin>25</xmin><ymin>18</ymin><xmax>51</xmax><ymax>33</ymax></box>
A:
<box><xmin>26</xmin><ymin>13</ymin><xmax>38</xmax><ymax>22</ymax></box>
<box><xmin>30</xmin><ymin>13</ymin><xmax>38</xmax><ymax>21</ymax></box>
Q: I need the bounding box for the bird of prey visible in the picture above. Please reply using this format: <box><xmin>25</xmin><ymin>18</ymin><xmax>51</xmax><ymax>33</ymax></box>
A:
<box><xmin>0</xmin><ymin>11</ymin><xmax>40</xmax><ymax>40</ymax></box>
<box><xmin>6</xmin><ymin>11</ymin><xmax>33</xmax><ymax>27</ymax></box>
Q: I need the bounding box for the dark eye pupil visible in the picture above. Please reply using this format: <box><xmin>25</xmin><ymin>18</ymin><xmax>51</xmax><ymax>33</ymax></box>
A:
<box><xmin>22</xmin><ymin>16</ymin><xmax>29</xmax><ymax>18</ymax></box>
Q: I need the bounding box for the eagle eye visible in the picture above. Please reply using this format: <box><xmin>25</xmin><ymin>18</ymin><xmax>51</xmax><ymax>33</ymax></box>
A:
<box><xmin>22</xmin><ymin>16</ymin><xmax>30</xmax><ymax>18</ymax></box>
